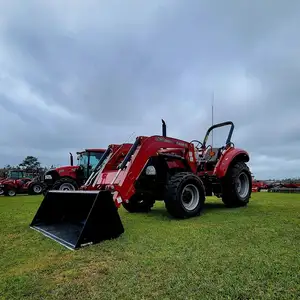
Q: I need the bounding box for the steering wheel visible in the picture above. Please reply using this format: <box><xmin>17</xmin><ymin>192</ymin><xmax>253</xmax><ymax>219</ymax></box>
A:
<box><xmin>190</xmin><ymin>140</ymin><xmax>203</xmax><ymax>151</ymax></box>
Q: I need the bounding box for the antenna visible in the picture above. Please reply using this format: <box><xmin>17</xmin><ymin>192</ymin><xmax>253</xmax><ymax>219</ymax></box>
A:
<box><xmin>211</xmin><ymin>91</ymin><xmax>214</xmax><ymax>147</ymax></box>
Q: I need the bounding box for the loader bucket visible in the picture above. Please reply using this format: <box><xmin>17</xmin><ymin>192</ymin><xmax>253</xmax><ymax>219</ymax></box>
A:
<box><xmin>30</xmin><ymin>190</ymin><xmax>124</xmax><ymax>250</ymax></box>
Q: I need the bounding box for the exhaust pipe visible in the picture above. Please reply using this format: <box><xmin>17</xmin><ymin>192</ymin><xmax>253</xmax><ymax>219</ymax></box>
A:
<box><xmin>162</xmin><ymin>119</ymin><xmax>167</xmax><ymax>137</ymax></box>
<box><xmin>69</xmin><ymin>153</ymin><xmax>73</xmax><ymax>166</ymax></box>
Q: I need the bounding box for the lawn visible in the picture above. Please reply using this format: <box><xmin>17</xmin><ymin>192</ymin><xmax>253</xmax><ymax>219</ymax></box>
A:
<box><xmin>0</xmin><ymin>192</ymin><xmax>299</xmax><ymax>300</ymax></box>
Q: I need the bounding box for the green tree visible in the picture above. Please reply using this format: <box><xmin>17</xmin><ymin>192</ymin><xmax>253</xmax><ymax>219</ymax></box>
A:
<box><xmin>19</xmin><ymin>156</ymin><xmax>41</xmax><ymax>170</ymax></box>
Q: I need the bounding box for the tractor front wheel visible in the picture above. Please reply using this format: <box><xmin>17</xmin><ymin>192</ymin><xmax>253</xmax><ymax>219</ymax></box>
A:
<box><xmin>28</xmin><ymin>182</ymin><xmax>44</xmax><ymax>195</ymax></box>
<box><xmin>221</xmin><ymin>161</ymin><xmax>252</xmax><ymax>207</ymax></box>
<box><xmin>52</xmin><ymin>178</ymin><xmax>78</xmax><ymax>191</ymax></box>
<box><xmin>164</xmin><ymin>172</ymin><xmax>206</xmax><ymax>218</ymax></box>
<box><xmin>122</xmin><ymin>194</ymin><xmax>155</xmax><ymax>213</ymax></box>
<box><xmin>5</xmin><ymin>189</ymin><xmax>16</xmax><ymax>197</ymax></box>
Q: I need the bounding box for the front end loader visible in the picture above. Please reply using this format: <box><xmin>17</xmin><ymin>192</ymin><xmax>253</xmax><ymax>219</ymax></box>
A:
<box><xmin>30</xmin><ymin>143</ymin><xmax>133</xmax><ymax>250</ymax></box>
<box><xmin>30</xmin><ymin>120</ymin><xmax>252</xmax><ymax>250</ymax></box>
<box><xmin>30</xmin><ymin>190</ymin><xmax>124</xmax><ymax>250</ymax></box>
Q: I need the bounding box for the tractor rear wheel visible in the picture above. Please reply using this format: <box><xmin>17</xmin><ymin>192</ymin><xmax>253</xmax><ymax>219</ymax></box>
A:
<box><xmin>122</xmin><ymin>194</ymin><xmax>155</xmax><ymax>213</ymax></box>
<box><xmin>164</xmin><ymin>172</ymin><xmax>205</xmax><ymax>218</ymax></box>
<box><xmin>221</xmin><ymin>161</ymin><xmax>252</xmax><ymax>207</ymax></box>
<box><xmin>52</xmin><ymin>178</ymin><xmax>78</xmax><ymax>191</ymax></box>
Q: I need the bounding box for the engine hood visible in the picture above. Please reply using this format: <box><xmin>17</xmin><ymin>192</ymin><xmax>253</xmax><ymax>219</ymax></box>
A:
<box><xmin>45</xmin><ymin>165</ymin><xmax>80</xmax><ymax>174</ymax></box>
<box><xmin>1</xmin><ymin>178</ymin><xmax>15</xmax><ymax>184</ymax></box>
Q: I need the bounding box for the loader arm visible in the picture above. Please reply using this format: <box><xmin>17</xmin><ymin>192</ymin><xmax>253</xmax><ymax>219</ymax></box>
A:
<box><xmin>83</xmin><ymin>144</ymin><xmax>133</xmax><ymax>188</ymax></box>
<box><xmin>99</xmin><ymin>135</ymin><xmax>197</xmax><ymax>206</ymax></box>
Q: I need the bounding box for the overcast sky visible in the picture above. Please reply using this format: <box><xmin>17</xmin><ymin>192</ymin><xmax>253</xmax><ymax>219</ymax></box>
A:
<box><xmin>0</xmin><ymin>0</ymin><xmax>299</xmax><ymax>179</ymax></box>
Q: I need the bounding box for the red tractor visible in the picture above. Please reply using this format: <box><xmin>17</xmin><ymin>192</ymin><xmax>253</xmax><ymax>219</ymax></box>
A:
<box><xmin>252</xmin><ymin>179</ymin><xmax>269</xmax><ymax>192</ymax></box>
<box><xmin>30</xmin><ymin>120</ymin><xmax>252</xmax><ymax>250</ymax></box>
<box><xmin>281</xmin><ymin>182</ymin><xmax>300</xmax><ymax>188</ymax></box>
<box><xmin>42</xmin><ymin>148</ymin><xmax>106</xmax><ymax>193</ymax></box>
<box><xmin>0</xmin><ymin>178</ymin><xmax>5</xmax><ymax>195</ymax></box>
<box><xmin>0</xmin><ymin>169</ymin><xmax>44</xmax><ymax>197</ymax></box>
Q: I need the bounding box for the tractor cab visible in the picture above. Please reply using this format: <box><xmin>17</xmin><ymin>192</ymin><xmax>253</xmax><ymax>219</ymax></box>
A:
<box><xmin>76</xmin><ymin>149</ymin><xmax>106</xmax><ymax>179</ymax></box>
<box><xmin>6</xmin><ymin>170</ymin><xmax>36</xmax><ymax>179</ymax></box>
<box><xmin>6</xmin><ymin>170</ymin><xmax>26</xmax><ymax>179</ymax></box>
<box><xmin>43</xmin><ymin>148</ymin><xmax>106</xmax><ymax>193</ymax></box>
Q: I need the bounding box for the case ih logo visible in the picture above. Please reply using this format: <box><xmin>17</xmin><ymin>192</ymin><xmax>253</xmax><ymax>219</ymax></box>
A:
<box><xmin>155</xmin><ymin>137</ymin><xmax>188</xmax><ymax>148</ymax></box>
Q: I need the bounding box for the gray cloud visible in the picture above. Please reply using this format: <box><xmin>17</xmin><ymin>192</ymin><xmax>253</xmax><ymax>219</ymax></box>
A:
<box><xmin>0</xmin><ymin>0</ymin><xmax>299</xmax><ymax>179</ymax></box>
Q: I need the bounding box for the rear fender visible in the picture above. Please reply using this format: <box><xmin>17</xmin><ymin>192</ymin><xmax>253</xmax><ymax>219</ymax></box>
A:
<box><xmin>214</xmin><ymin>148</ymin><xmax>250</xmax><ymax>178</ymax></box>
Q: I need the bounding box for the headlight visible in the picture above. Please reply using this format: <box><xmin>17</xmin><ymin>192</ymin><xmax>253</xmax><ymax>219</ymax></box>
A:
<box><xmin>145</xmin><ymin>166</ymin><xmax>156</xmax><ymax>175</ymax></box>
<box><xmin>45</xmin><ymin>175</ymin><xmax>52</xmax><ymax>180</ymax></box>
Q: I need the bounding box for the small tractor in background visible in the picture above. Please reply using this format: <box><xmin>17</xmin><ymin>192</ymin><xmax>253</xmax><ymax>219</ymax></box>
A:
<box><xmin>0</xmin><ymin>169</ymin><xmax>44</xmax><ymax>196</ymax></box>
<box><xmin>252</xmin><ymin>179</ymin><xmax>269</xmax><ymax>192</ymax></box>
<box><xmin>30</xmin><ymin>120</ymin><xmax>252</xmax><ymax>250</ymax></box>
<box><xmin>42</xmin><ymin>148</ymin><xmax>106</xmax><ymax>193</ymax></box>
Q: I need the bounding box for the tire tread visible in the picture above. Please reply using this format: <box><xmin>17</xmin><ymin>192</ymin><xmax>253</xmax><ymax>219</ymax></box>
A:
<box><xmin>164</xmin><ymin>172</ymin><xmax>205</xmax><ymax>218</ymax></box>
<box><xmin>221</xmin><ymin>161</ymin><xmax>251</xmax><ymax>207</ymax></box>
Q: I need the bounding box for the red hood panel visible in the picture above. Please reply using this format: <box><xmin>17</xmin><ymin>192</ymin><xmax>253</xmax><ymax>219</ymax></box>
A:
<box><xmin>55</xmin><ymin>166</ymin><xmax>80</xmax><ymax>172</ymax></box>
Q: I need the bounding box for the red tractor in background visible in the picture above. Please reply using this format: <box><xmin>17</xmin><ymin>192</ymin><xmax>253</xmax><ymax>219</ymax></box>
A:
<box><xmin>280</xmin><ymin>182</ymin><xmax>300</xmax><ymax>188</ymax></box>
<box><xmin>252</xmin><ymin>179</ymin><xmax>269</xmax><ymax>192</ymax></box>
<box><xmin>0</xmin><ymin>169</ymin><xmax>44</xmax><ymax>197</ymax></box>
<box><xmin>42</xmin><ymin>148</ymin><xmax>106</xmax><ymax>193</ymax></box>
<box><xmin>30</xmin><ymin>120</ymin><xmax>252</xmax><ymax>250</ymax></box>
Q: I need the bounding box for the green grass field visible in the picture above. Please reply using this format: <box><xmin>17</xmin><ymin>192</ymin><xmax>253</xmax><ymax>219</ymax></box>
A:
<box><xmin>0</xmin><ymin>193</ymin><xmax>299</xmax><ymax>300</ymax></box>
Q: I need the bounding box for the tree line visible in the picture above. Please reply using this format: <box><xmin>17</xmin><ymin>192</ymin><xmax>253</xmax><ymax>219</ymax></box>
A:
<box><xmin>0</xmin><ymin>156</ymin><xmax>57</xmax><ymax>178</ymax></box>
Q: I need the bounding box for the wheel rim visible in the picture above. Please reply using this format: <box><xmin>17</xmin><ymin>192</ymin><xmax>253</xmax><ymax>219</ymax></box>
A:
<box><xmin>181</xmin><ymin>184</ymin><xmax>199</xmax><ymax>211</ymax></box>
<box><xmin>33</xmin><ymin>185</ymin><xmax>42</xmax><ymax>193</ymax></box>
<box><xmin>0</xmin><ymin>189</ymin><xmax>3</xmax><ymax>195</ymax></box>
<box><xmin>236</xmin><ymin>172</ymin><xmax>250</xmax><ymax>198</ymax></box>
<box><xmin>8</xmin><ymin>190</ymin><xmax>16</xmax><ymax>196</ymax></box>
<box><xmin>59</xmin><ymin>183</ymin><xmax>75</xmax><ymax>191</ymax></box>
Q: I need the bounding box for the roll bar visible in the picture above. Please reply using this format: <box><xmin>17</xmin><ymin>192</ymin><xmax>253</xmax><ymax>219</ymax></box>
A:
<box><xmin>202</xmin><ymin>121</ymin><xmax>234</xmax><ymax>148</ymax></box>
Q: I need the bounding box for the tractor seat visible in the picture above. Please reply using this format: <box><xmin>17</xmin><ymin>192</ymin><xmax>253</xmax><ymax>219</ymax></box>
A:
<box><xmin>200</xmin><ymin>148</ymin><xmax>221</xmax><ymax>163</ymax></box>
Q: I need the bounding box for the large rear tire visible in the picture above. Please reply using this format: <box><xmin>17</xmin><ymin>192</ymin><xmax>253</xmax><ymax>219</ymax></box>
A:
<box><xmin>221</xmin><ymin>161</ymin><xmax>252</xmax><ymax>207</ymax></box>
<box><xmin>122</xmin><ymin>194</ymin><xmax>155</xmax><ymax>213</ymax></box>
<box><xmin>52</xmin><ymin>178</ymin><xmax>78</xmax><ymax>191</ymax></box>
<box><xmin>164</xmin><ymin>172</ymin><xmax>206</xmax><ymax>219</ymax></box>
